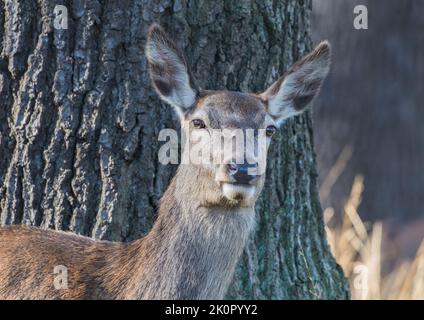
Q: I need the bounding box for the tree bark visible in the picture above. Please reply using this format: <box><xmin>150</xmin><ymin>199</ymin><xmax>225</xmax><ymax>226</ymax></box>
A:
<box><xmin>0</xmin><ymin>0</ymin><xmax>349</xmax><ymax>299</ymax></box>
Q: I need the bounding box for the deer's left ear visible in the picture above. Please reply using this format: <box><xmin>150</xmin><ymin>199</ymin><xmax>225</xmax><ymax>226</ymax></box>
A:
<box><xmin>145</xmin><ymin>24</ymin><xmax>199</xmax><ymax>117</ymax></box>
<box><xmin>261</xmin><ymin>41</ymin><xmax>331</xmax><ymax>126</ymax></box>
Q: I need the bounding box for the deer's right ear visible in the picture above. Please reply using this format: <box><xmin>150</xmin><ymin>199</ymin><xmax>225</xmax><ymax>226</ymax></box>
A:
<box><xmin>146</xmin><ymin>24</ymin><xmax>199</xmax><ymax>117</ymax></box>
<box><xmin>260</xmin><ymin>41</ymin><xmax>331</xmax><ymax>126</ymax></box>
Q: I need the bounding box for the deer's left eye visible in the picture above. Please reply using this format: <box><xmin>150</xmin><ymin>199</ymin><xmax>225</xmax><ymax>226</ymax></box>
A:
<box><xmin>266</xmin><ymin>125</ymin><xmax>277</xmax><ymax>137</ymax></box>
<box><xmin>192</xmin><ymin>119</ymin><xmax>206</xmax><ymax>129</ymax></box>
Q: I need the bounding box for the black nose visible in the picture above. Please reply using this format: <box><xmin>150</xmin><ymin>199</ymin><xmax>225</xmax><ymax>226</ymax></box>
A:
<box><xmin>227</xmin><ymin>162</ymin><xmax>259</xmax><ymax>184</ymax></box>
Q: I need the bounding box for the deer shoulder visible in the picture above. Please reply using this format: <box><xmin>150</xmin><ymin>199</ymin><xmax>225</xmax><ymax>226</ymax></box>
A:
<box><xmin>0</xmin><ymin>225</ymin><xmax>133</xmax><ymax>299</ymax></box>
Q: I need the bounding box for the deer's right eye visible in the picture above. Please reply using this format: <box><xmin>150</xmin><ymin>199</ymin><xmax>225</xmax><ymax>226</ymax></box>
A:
<box><xmin>192</xmin><ymin>119</ymin><xmax>206</xmax><ymax>129</ymax></box>
<box><xmin>266</xmin><ymin>125</ymin><xmax>277</xmax><ymax>137</ymax></box>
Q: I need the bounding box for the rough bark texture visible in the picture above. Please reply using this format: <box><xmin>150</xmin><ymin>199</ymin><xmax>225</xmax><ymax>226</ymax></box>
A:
<box><xmin>0</xmin><ymin>0</ymin><xmax>349</xmax><ymax>299</ymax></box>
<box><xmin>312</xmin><ymin>0</ymin><xmax>424</xmax><ymax>224</ymax></box>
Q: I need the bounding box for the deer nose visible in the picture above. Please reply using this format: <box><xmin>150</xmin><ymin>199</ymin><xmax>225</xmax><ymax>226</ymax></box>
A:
<box><xmin>227</xmin><ymin>162</ymin><xmax>259</xmax><ymax>184</ymax></box>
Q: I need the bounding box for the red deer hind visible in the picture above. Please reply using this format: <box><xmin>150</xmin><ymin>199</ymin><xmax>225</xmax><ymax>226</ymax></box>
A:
<box><xmin>0</xmin><ymin>24</ymin><xmax>331</xmax><ymax>299</ymax></box>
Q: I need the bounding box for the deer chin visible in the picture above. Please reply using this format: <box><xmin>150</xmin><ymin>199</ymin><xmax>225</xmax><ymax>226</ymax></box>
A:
<box><xmin>221</xmin><ymin>183</ymin><xmax>256</xmax><ymax>202</ymax></box>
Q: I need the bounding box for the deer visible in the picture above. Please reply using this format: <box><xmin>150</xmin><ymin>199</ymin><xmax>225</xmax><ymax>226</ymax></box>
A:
<box><xmin>0</xmin><ymin>24</ymin><xmax>331</xmax><ymax>300</ymax></box>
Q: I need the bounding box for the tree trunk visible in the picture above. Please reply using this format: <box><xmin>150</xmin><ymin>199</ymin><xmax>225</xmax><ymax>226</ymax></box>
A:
<box><xmin>0</xmin><ymin>0</ymin><xmax>349</xmax><ymax>299</ymax></box>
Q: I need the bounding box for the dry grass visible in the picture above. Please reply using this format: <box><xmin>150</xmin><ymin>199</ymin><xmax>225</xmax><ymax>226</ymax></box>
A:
<box><xmin>324</xmin><ymin>175</ymin><xmax>424</xmax><ymax>300</ymax></box>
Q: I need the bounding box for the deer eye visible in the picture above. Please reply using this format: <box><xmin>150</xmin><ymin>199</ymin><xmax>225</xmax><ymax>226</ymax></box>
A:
<box><xmin>266</xmin><ymin>125</ymin><xmax>277</xmax><ymax>137</ymax></box>
<box><xmin>192</xmin><ymin>119</ymin><xmax>206</xmax><ymax>129</ymax></box>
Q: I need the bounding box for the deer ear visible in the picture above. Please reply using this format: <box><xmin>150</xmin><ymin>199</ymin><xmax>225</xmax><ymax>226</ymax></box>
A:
<box><xmin>145</xmin><ymin>24</ymin><xmax>199</xmax><ymax>116</ymax></box>
<box><xmin>261</xmin><ymin>41</ymin><xmax>331</xmax><ymax>126</ymax></box>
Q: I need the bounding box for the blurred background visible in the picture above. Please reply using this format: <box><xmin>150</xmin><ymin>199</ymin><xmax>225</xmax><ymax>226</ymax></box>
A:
<box><xmin>312</xmin><ymin>0</ymin><xmax>424</xmax><ymax>299</ymax></box>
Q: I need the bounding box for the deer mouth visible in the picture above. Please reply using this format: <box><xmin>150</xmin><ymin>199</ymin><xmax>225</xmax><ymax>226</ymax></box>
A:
<box><xmin>221</xmin><ymin>182</ymin><xmax>256</xmax><ymax>201</ymax></box>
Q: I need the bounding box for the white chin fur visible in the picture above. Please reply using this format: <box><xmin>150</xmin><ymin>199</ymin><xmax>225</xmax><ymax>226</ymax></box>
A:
<box><xmin>222</xmin><ymin>183</ymin><xmax>255</xmax><ymax>201</ymax></box>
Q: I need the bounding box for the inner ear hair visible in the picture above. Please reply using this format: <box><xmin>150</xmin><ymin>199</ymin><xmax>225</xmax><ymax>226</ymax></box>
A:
<box><xmin>145</xmin><ymin>23</ymin><xmax>199</xmax><ymax>114</ymax></box>
<box><xmin>261</xmin><ymin>41</ymin><xmax>331</xmax><ymax>125</ymax></box>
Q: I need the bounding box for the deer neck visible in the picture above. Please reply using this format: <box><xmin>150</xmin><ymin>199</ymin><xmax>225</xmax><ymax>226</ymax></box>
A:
<box><xmin>132</xmin><ymin>164</ymin><xmax>256</xmax><ymax>299</ymax></box>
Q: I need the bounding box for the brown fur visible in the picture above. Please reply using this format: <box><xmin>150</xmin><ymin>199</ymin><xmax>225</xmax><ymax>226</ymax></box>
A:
<box><xmin>0</xmin><ymin>164</ymin><xmax>255</xmax><ymax>299</ymax></box>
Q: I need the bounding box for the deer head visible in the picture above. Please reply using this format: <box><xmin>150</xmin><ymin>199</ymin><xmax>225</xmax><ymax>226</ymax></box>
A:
<box><xmin>146</xmin><ymin>24</ymin><xmax>331</xmax><ymax>208</ymax></box>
